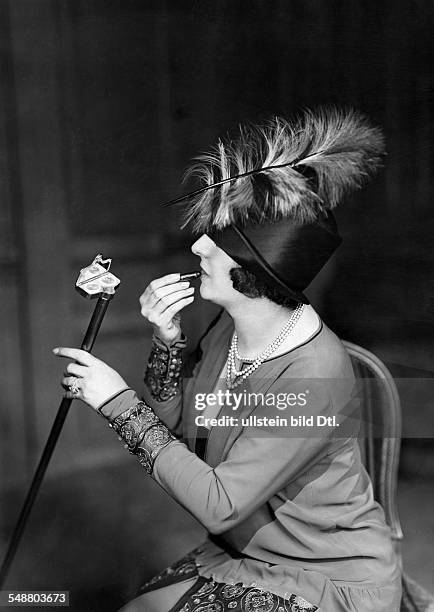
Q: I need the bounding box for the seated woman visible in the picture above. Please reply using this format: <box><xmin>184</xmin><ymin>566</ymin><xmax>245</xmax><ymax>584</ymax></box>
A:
<box><xmin>55</xmin><ymin>108</ymin><xmax>402</xmax><ymax>611</ymax></box>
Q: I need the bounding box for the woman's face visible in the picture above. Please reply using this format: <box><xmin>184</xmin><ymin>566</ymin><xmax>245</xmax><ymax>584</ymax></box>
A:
<box><xmin>191</xmin><ymin>234</ymin><xmax>240</xmax><ymax>306</ymax></box>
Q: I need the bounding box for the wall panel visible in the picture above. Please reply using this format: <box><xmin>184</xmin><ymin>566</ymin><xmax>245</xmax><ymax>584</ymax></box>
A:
<box><xmin>0</xmin><ymin>1</ymin><xmax>432</xmax><ymax>507</ymax></box>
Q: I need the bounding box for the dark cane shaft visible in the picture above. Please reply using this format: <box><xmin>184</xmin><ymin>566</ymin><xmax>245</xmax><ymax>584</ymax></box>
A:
<box><xmin>0</xmin><ymin>292</ymin><xmax>114</xmax><ymax>587</ymax></box>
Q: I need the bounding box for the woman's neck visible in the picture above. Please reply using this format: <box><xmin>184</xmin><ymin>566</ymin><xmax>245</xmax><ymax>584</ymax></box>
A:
<box><xmin>225</xmin><ymin>298</ymin><xmax>320</xmax><ymax>359</ymax></box>
<box><xmin>227</xmin><ymin>298</ymin><xmax>296</xmax><ymax>357</ymax></box>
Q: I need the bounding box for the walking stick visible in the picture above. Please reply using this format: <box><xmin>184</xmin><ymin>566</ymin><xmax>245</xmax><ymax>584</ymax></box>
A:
<box><xmin>0</xmin><ymin>254</ymin><xmax>121</xmax><ymax>588</ymax></box>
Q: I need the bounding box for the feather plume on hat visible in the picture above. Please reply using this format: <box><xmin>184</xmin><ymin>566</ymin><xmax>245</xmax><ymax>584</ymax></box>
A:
<box><xmin>168</xmin><ymin>107</ymin><xmax>385</xmax><ymax>234</ymax></box>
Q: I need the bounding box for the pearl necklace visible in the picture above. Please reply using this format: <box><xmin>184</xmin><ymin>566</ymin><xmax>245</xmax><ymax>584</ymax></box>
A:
<box><xmin>226</xmin><ymin>303</ymin><xmax>305</xmax><ymax>389</ymax></box>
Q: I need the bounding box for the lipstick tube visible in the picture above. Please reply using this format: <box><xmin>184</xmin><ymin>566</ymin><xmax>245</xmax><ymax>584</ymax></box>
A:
<box><xmin>180</xmin><ymin>271</ymin><xmax>201</xmax><ymax>281</ymax></box>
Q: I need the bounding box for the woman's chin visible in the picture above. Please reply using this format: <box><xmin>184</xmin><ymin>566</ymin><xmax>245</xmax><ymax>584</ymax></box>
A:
<box><xmin>199</xmin><ymin>281</ymin><xmax>221</xmax><ymax>304</ymax></box>
<box><xmin>199</xmin><ymin>283</ymin><xmax>212</xmax><ymax>300</ymax></box>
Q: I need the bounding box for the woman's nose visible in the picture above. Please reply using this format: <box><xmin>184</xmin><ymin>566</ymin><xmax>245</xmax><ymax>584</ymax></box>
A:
<box><xmin>191</xmin><ymin>234</ymin><xmax>210</xmax><ymax>256</ymax></box>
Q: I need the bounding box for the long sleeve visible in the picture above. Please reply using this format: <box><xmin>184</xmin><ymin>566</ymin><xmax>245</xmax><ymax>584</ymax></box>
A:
<box><xmin>100</xmin><ymin>310</ymin><xmax>362</xmax><ymax>539</ymax></box>
<box><xmin>100</xmin><ymin>380</ymin><xmax>342</xmax><ymax>536</ymax></box>
<box><xmin>152</xmin><ymin>382</ymin><xmax>338</xmax><ymax>534</ymax></box>
<box><xmin>98</xmin><ymin>388</ymin><xmax>142</xmax><ymax>421</ymax></box>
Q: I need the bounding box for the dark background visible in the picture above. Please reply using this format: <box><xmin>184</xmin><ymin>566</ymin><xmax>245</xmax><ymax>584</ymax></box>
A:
<box><xmin>0</xmin><ymin>1</ymin><xmax>432</xmax><ymax>610</ymax></box>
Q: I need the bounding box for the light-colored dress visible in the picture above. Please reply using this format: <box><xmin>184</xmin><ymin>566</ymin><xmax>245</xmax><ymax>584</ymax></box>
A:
<box><xmin>104</xmin><ymin>311</ymin><xmax>402</xmax><ymax>611</ymax></box>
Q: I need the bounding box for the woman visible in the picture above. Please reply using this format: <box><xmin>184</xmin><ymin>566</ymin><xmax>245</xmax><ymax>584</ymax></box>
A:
<box><xmin>55</xmin><ymin>109</ymin><xmax>402</xmax><ymax>611</ymax></box>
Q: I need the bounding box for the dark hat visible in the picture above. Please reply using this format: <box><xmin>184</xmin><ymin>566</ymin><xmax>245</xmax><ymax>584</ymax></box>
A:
<box><xmin>164</xmin><ymin>107</ymin><xmax>384</xmax><ymax>300</ymax></box>
<box><xmin>209</xmin><ymin>212</ymin><xmax>342</xmax><ymax>304</ymax></box>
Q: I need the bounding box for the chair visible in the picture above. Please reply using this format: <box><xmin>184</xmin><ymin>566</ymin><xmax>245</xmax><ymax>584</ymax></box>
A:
<box><xmin>343</xmin><ymin>341</ymin><xmax>434</xmax><ymax>612</ymax></box>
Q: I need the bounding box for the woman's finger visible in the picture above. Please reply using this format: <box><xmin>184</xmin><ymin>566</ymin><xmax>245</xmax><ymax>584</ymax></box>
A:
<box><xmin>141</xmin><ymin>279</ymin><xmax>189</xmax><ymax>311</ymax></box>
<box><xmin>153</xmin><ymin>287</ymin><xmax>195</xmax><ymax>315</ymax></box>
<box><xmin>148</xmin><ymin>273</ymin><xmax>181</xmax><ymax>292</ymax></box>
<box><xmin>144</xmin><ymin>288</ymin><xmax>194</xmax><ymax>323</ymax></box>
<box><xmin>63</xmin><ymin>389</ymin><xmax>81</xmax><ymax>400</ymax></box>
<box><xmin>159</xmin><ymin>295</ymin><xmax>195</xmax><ymax>324</ymax></box>
<box><xmin>151</xmin><ymin>281</ymin><xmax>191</xmax><ymax>302</ymax></box>
<box><xmin>62</xmin><ymin>375</ymin><xmax>84</xmax><ymax>390</ymax></box>
<box><xmin>52</xmin><ymin>347</ymin><xmax>95</xmax><ymax>365</ymax></box>
<box><xmin>65</xmin><ymin>363</ymin><xmax>87</xmax><ymax>377</ymax></box>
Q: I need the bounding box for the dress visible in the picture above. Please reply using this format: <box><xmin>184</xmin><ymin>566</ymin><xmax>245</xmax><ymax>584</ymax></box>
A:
<box><xmin>102</xmin><ymin>310</ymin><xmax>402</xmax><ymax>611</ymax></box>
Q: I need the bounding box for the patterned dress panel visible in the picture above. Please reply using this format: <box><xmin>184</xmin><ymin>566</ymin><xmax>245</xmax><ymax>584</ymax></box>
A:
<box><xmin>137</xmin><ymin>550</ymin><xmax>319</xmax><ymax>612</ymax></box>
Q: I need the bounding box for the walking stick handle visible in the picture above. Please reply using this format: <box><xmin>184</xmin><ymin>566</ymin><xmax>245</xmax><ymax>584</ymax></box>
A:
<box><xmin>0</xmin><ymin>256</ymin><xmax>120</xmax><ymax>587</ymax></box>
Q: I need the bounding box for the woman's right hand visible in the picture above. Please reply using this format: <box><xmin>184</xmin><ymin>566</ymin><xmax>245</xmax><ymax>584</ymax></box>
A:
<box><xmin>139</xmin><ymin>273</ymin><xmax>195</xmax><ymax>345</ymax></box>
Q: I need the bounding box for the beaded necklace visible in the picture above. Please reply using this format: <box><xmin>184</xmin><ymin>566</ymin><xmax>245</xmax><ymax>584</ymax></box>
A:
<box><xmin>226</xmin><ymin>302</ymin><xmax>305</xmax><ymax>389</ymax></box>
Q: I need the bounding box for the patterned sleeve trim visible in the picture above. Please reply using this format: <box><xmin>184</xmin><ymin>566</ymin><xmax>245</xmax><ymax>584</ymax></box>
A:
<box><xmin>144</xmin><ymin>333</ymin><xmax>187</xmax><ymax>402</ymax></box>
<box><xmin>108</xmin><ymin>400</ymin><xmax>176</xmax><ymax>475</ymax></box>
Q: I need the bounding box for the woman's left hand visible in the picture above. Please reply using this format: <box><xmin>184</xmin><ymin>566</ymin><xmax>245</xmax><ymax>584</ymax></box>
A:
<box><xmin>53</xmin><ymin>347</ymin><xmax>129</xmax><ymax>410</ymax></box>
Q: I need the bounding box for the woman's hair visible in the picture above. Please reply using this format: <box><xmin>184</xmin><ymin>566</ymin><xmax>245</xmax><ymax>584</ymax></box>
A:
<box><xmin>230</xmin><ymin>267</ymin><xmax>299</xmax><ymax>310</ymax></box>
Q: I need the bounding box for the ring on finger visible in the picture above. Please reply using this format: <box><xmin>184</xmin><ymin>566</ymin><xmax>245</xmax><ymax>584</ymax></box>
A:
<box><xmin>69</xmin><ymin>377</ymin><xmax>80</xmax><ymax>396</ymax></box>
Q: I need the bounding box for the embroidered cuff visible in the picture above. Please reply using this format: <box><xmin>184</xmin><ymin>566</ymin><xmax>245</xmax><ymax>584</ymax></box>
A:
<box><xmin>108</xmin><ymin>400</ymin><xmax>175</xmax><ymax>475</ymax></box>
<box><xmin>135</xmin><ymin>424</ymin><xmax>175</xmax><ymax>474</ymax></box>
<box><xmin>153</xmin><ymin>333</ymin><xmax>187</xmax><ymax>351</ymax></box>
<box><xmin>144</xmin><ymin>333</ymin><xmax>187</xmax><ymax>402</ymax></box>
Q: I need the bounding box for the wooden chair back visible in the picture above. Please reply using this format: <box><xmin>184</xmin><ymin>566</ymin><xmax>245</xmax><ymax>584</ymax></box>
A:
<box><xmin>343</xmin><ymin>340</ymin><xmax>403</xmax><ymax>559</ymax></box>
